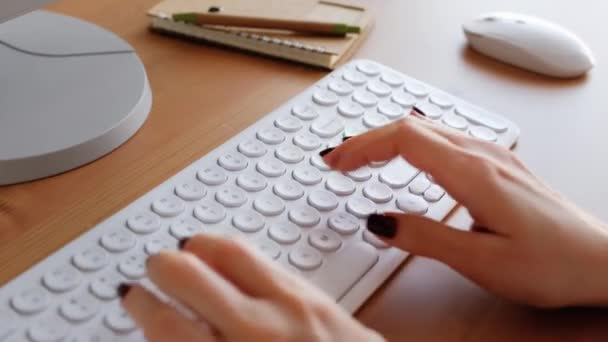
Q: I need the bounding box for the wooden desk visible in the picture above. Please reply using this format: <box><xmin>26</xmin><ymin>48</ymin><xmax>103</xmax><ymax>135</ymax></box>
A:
<box><xmin>1</xmin><ymin>0</ymin><xmax>607</xmax><ymax>340</ymax></box>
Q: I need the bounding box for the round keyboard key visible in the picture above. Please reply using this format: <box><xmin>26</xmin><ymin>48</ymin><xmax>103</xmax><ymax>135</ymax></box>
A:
<box><xmin>313</xmin><ymin>89</ymin><xmax>339</xmax><ymax>106</ymax></box>
<box><xmin>236</xmin><ymin>172</ymin><xmax>267</xmax><ymax>192</ymax></box>
<box><xmin>310</xmin><ymin>154</ymin><xmax>331</xmax><ymax>171</ymax></box>
<box><xmin>256</xmin><ymin>157</ymin><xmax>286</xmax><ymax>177</ymax></box>
<box><xmin>218</xmin><ymin>152</ymin><xmax>248</xmax><ymax>171</ymax></box>
<box><xmin>408</xmin><ymin>176</ymin><xmax>431</xmax><ymax>195</ymax></box>
<box><xmin>455</xmin><ymin>106</ymin><xmax>508</xmax><ymax>133</ymax></box>
<box><xmin>274</xmin><ymin>116</ymin><xmax>302</xmax><ymax>132</ymax></box>
<box><xmin>346</xmin><ymin>197</ymin><xmax>376</xmax><ymax>218</ymax></box>
<box><xmin>442</xmin><ymin>113</ymin><xmax>469</xmax><ymax>130</ymax></box>
<box><xmin>288</xmin><ymin>205</ymin><xmax>321</xmax><ymax>227</ymax></box>
<box><xmin>215</xmin><ymin>185</ymin><xmax>248</xmax><ymax>208</ymax></box>
<box><xmin>342</xmin><ymin>69</ymin><xmax>367</xmax><ymax>85</ymax></box>
<box><xmin>310</xmin><ymin>116</ymin><xmax>344</xmax><ymax>138</ymax></box>
<box><xmin>273</xmin><ymin>180</ymin><xmax>304</xmax><ymax>200</ymax></box>
<box><xmin>429</xmin><ymin>93</ymin><xmax>454</xmax><ymax>109</ymax></box>
<box><xmin>255</xmin><ymin>238</ymin><xmax>281</xmax><ymax>260</ymax></box>
<box><xmin>363</xmin><ymin>112</ymin><xmax>390</xmax><ymax>128</ymax></box>
<box><xmin>424</xmin><ymin>184</ymin><xmax>445</xmax><ymax>202</ymax></box>
<box><xmin>307</xmin><ymin>190</ymin><xmax>339</xmax><ymax>211</ymax></box>
<box><xmin>415</xmin><ymin>102</ymin><xmax>443</xmax><ymax>119</ymax></box>
<box><xmin>89</xmin><ymin>272</ymin><xmax>122</xmax><ymax>300</ymax></box>
<box><xmin>256</xmin><ymin>127</ymin><xmax>285</xmax><ymax>145</ymax></box>
<box><xmin>289</xmin><ymin>246</ymin><xmax>323</xmax><ymax>270</ymax></box>
<box><xmin>175</xmin><ymin>180</ymin><xmax>207</xmax><ymax>201</ymax></box>
<box><xmin>370</xmin><ymin>160</ymin><xmax>388</xmax><ymax>168</ymax></box>
<box><xmin>60</xmin><ymin>293</ymin><xmax>99</xmax><ymax>323</ymax></box>
<box><xmin>100</xmin><ymin>230</ymin><xmax>136</xmax><ymax>253</ymax></box>
<box><xmin>309</xmin><ymin>228</ymin><xmax>342</xmax><ymax>252</ymax></box>
<box><xmin>292</xmin><ymin>166</ymin><xmax>323</xmax><ymax>186</ymax></box>
<box><xmin>378</xmin><ymin>102</ymin><xmax>404</xmax><ymax>119</ymax></box>
<box><xmin>328</xmin><ymin>79</ymin><xmax>354</xmax><ymax>95</ymax></box>
<box><xmin>363</xmin><ymin>181</ymin><xmax>393</xmax><ymax>203</ymax></box>
<box><xmin>268</xmin><ymin>223</ymin><xmax>301</xmax><ymax>244</ymax></box>
<box><xmin>353</xmin><ymin>89</ymin><xmax>378</xmax><ymax>107</ymax></box>
<box><xmin>28</xmin><ymin>316</ymin><xmax>70</xmax><ymax>342</ymax></box>
<box><xmin>197</xmin><ymin>165</ymin><xmax>228</xmax><ymax>186</ymax></box>
<box><xmin>72</xmin><ymin>246</ymin><xmax>109</xmax><ymax>272</ymax></box>
<box><xmin>367</xmin><ymin>80</ymin><xmax>392</xmax><ymax>97</ymax></box>
<box><xmin>392</xmin><ymin>91</ymin><xmax>417</xmax><ymax>107</ymax></box>
<box><xmin>170</xmin><ymin>217</ymin><xmax>204</xmax><ymax>240</ymax></box>
<box><xmin>118</xmin><ymin>254</ymin><xmax>147</xmax><ymax>280</ymax></box>
<box><xmin>396</xmin><ymin>193</ymin><xmax>429</xmax><ymax>215</ymax></box>
<box><xmin>253</xmin><ymin>194</ymin><xmax>285</xmax><ymax>216</ymax></box>
<box><xmin>104</xmin><ymin>309</ymin><xmax>136</xmax><ymax>334</ymax></box>
<box><xmin>275</xmin><ymin>145</ymin><xmax>305</xmax><ymax>164</ymax></box>
<box><xmin>238</xmin><ymin>139</ymin><xmax>267</xmax><ymax>158</ymax></box>
<box><xmin>328</xmin><ymin>213</ymin><xmax>360</xmax><ymax>235</ymax></box>
<box><xmin>233</xmin><ymin>210</ymin><xmax>265</xmax><ymax>233</ymax></box>
<box><xmin>363</xmin><ymin>230</ymin><xmax>390</xmax><ymax>249</ymax></box>
<box><xmin>127</xmin><ymin>212</ymin><xmax>161</xmax><ymax>234</ymax></box>
<box><xmin>151</xmin><ymin>196</ymin><xmax>185</xmax><ymax>217</ymax></box>
<box><xmin>405</xmin><ymin>82</ymin><xmax>429</xmax><ymax>97</ymax></box>
<box><xmin>144</xmin><ymin>238</ymin><xmax>174</xmax><ymax>255</ymax></box>
<box><xmin>42</xmin><ymin>265</ymin><xmax>81</xmax><ymax>293</ymax></box>
<box><xmin>293</xmin><ymin>132</ymin><xmax>321</xmax><ymax>151</ymax></box>
<box><xmin>337</xmin><ymin>99</ymin><xmax>365</xmax><ymax>118</ymax></box>
<box><xmin>346</xmin><ymin>166</ymin><xmax>372</xmax><ymax>182</ymax></box>
<box><xmin>380</xmin><ymin>72</ymin><xmax>404</xmax><ymax>87</ymax></box>
<box><xmin>356</xmin><ymin>61</ymin><xmax>381</xmax><ymax>76</ymax></box>
<box><xmin>291</xmin><ymin>104</ymin><xmax>319</xmax><ymax>120</ymax></box>
<box><xmin>469</xmin><ymin>125</ymin><xmax>498</xmax><ymax>142</ymax></box>
<box><xmin>326</xmin><ymin>173</ymin><xmax>356</xmax><ymax>196</ymax></box>
<box><xmin>11</xmin><ymin>288</ymin><xmax>49</xmax><ymax>315</ymax></box>
<box><xmin>194</xmin><ymin>200</ymin><xmax>227</xmax><ymax>224</ymax></box>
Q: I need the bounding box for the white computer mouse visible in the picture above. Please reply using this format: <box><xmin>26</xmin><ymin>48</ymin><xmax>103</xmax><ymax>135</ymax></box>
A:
<box><xmin>463</xmin><ymin>12</ymin><xmax>595</xmax><ymax>78</ymax></box>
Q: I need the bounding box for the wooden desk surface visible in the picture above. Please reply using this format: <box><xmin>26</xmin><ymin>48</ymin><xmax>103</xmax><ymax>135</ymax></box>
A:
<box><xmin>1</xmin><ymin>0</ymin><xmax>608</xmax><ymax>340</ymax></box>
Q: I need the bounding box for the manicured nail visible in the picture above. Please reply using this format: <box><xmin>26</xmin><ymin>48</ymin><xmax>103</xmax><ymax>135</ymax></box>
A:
<box><xmin>178</xmin><ymin>237</ymin><xmax>190</xmax><ymax>249</ymax></box>
<box><xmin>319</xmin><ymin>147</ymin><xmax>335</xmax><ymax>157</ymax></box>
<box><xmin>413</xmin><ymin>105</ymin><xmax>426</xmax><ymax>117</ymax></box>
<box><xmin>117</xmin><ymin>283</ymin><xmax>132</xmax><ymax>299</ymax></box>
<box><xmin>367</xmin><ymin>214</ymin><xmax>397</xmax><ymax>238</ymax></box>
<box><xmin>342</xmin><ymin>136</ymin><xmax>352</xmax><ymax>142</ymax></box>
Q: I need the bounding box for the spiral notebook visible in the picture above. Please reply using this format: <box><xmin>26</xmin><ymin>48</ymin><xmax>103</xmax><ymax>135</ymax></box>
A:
<box><xmin>147</xmin><ymin>0</ymin><xmax>373</xmax><ymax>69</ymax></box>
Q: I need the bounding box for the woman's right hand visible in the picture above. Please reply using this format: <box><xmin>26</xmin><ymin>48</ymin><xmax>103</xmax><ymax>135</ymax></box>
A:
<box><xmin>323</xmin><ymin>115</ymin><xmax>608</xmax><ymax>308</ymax></box>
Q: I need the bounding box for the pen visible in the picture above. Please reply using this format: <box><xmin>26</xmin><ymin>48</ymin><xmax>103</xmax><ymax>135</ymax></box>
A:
<box><xmin>172</xmin><ymin>12</ymin><xmax>361</xmax><ymax>35</ymax></box>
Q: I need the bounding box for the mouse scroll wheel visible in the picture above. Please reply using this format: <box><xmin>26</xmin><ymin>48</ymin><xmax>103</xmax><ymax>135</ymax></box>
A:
<box><xmin>482</xmin><ymin>16</ymin><xmax>497</xmax><ymax>22</ymax></box>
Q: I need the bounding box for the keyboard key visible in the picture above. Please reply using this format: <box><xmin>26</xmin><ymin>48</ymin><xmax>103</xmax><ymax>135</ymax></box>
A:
<box><xmin>356</xmin><ymin>61</ymin><xmax>381</xmax><ymax>76</ymax></box>
<box><xmin>194</xmin><ymin>200</ymin><xmax>227</xmax><ymax>224</ymax></box>
<box><xmin>392</xmin><ymin>91</ymin><xmax>417</xmax><ymax>108</ymax></box>
<box><xmin>268</xmin><ymin>223</ymin><xmax>301</xmax><ymax>244</ymax></box>
<box><xmin>256</xmin><ymin>127</ymin><xmax>285</xmax><ymax>145</ymax></box>
<box><xmin>215</xmin><ymin>186</ymin><xmax>248</xmax><ymax>208</ymax></box>
<box><xmin>309</xmin><ymin>228</ymin><xmax>342</xmax><ymax>252</ymax></box>
<box><xmin>232</xmin><ymin>210</ymin><xmax>265</xmax><ymax>233</ymax></box>
<box><xmin>59</xmin><ymin>292</ymin><xmax>100</xmax><ymax>323</ymax></box>
<box><xmin>288</xmin><ymin>205</ymin><xmax>321</xmax><ymax>227</ymax></box>
<box><xmin>104</xmin><ymin>308</ymin><xmax>136</xmax><ymax>334</ymax></box>
<box><xmin>273</xmin><ymin>180</ymin><xmax>304</xmax><ymax>200</ymax></box>
<box><xmin>363</xmin><ymin>112</ymin><xmax>390</xmax><ymax>128</ymax></box>
<box><xmin>118</xmin><ymin>254</ymin><xmax>147</xmax><ymax>280</ymax></box>
<box><xmin>455</xmin><ymin>105</ymin><xmax>508</xmax><ymax>132</ymax></box>
<box><xmin>237</xmin><ymin>139</ymin><xmax>267</xmax><ymax>158</ymax></box>
<box><xmin>42</xmin><ymin>265</ymin><xmax>81</xmax><ymax>293</ymax></box>
<box><xmin>175</xmin><ymin>180</ymin><xmax>207</xmax><ymax>201</ymax></box>
<box><xmin>236</xmin><ymin>172</ymin><xmax>267</xmax><ymax>192</ymax></box>
<box><xmin>27</xmin><ymin>316</ymin><xmax>70</xmax><ymax>342</ymax></box>
<box><xmin>310</xmin><ymin>115</ymin><xmax>344</xmax><ymax>138</ymax></box>
<box><xmin>274</xmin><ymin>116</ymin><xmax>303</xmax><ymax>132</ymax></box>
<box><xmin>353</xmin><ymin>90</ymin><xmax>379</xmax><ymax>107</ymax></box>
<box><xmin>127</xmin><ymin>212</ymin><xmax>161</xmax><ymax>234</ymax></box>
<box><xmin>275</xmin><ymin>145</ymin><xmax>305</xmax><ymax>164</ymax></box>
<box><xmin>328</xmin><ymin>80</ymin><xmax>354</xmax><ymax>96</ymax></box>
<box><xmin>11</xmin><ymin>288</ymin><xmax>49</xmax><ymax>315</ymax></box>
<box><xmin>293</xmin><ymin>132</ymin><xmax>322</xmax><ymax>151</ymax></box>
<box><xmin>346</xmin><ymin>197</ymin><xmax>376</xmax><ymax>218</ymax></box>
<box><xmin>326</xmin><ymin>173</ymin><xmax>356</xmax><ymax>196</ymax></box>
<box><xmin>310</xmin><ymin>154</ymin><xmax>331</xmax><ymax>171</ymax></box>
<box><xmin>379</xmin><ymin>158</ymin><xmax>419</xmax><ymax>189</ymax></box>
<box><xmin>218</xmin><ymin>152</ymin><xmax>248</xmax><ymax>171</ymax></box>
<box><xmin>308</xmin><ymin>190</ymin><xmax>339</xmax><ymax>211</ymax></box>
<box><xmin>89</xmin><ymin>271</ymin><xmax>122</xmax><ymax>300</ymax></box>
<box><xmin>380</xmin><ymin>72</ymin><xmax>404</xmax><ymax>87</ymax></box>
<box><xmin>342</xmin><ymin>69</ymin><xmax>367</xmax><ymax>85</ymax></box>
<box><xmin>313</xmin><ymin>89</ymin><xmax>339</xmax><ymax>106</ymax></box>
<box><xmin>289</xmin><ymin>246</ymin><xmax>323</xmax><ymax>270</ymax></box>
<box><xmin>415</xmin><ymin>102</ymin><xmax>443</xmax><ymax>119</ymax></box>
<box><xmin>253</xmin><ymin>194</ymin><xmax>285</xmax><ymax>216</ymax></box>
<box><xmin>151</xmin><ymin>196</ymin><xmax>185</xmax><ymax>218</ymax></box>
<box><xmin>255</xmin><ymin>238</ymin><xmax>281</xmax><ymax>260</ymax></box>
<box><xmin>72</xmin><ymin>247</ymin><xmax>109</xmax><ymax>272</ymax></box>
<box><xmin>396</xmin><ymin>193</ymin><xmax>429</xmax><ymax>214</ymax></box>
<box><xmin>169</xmin><ymin>218</ymin><xmax>203</xmax><ymax>240</ymax></box>
<box><xmin>378</xmin><ymin>102</ymin><xmax>404</xmax><ymax>119</ymax></box>
<box><xmin>408</xmin><ymin>175</ymin><xmax>431</xmax><ymax>195</ymax></box>
<box><xmin>363</xmin><ymin>181</ymin><xmax>393</xmax><ymax>203</ymax></box>
<box><xmin>337</xmin><ymin>99</ymin><xmax>365</xmax><ymax>118</ymax></box>
<box><xmin>469</xmin><ymin>125</ymin><xmax>498</xmax><ymax>142</ymax></box>
<box><xmin>442</xmin><ymin>113</ymin><xmax>469</xmax><ymax>130</ymax></box>
<box><xmin>310</xmin><ymin>242</ymin><xmax>379</xmax><ymax>300</ymax></box>
<box><xmin>328</xmin><ymin>212</ymin><xmax>360</xmax><ymax>235</ymax></box>
<box><xmin>0</xmin><ymin>308</ymin><xmax>19</xmax><ymax>339</ymax></box>
<box><xmin>346</xmin><ymin>166</ymin><xmax>372</xmax><ymax>182</ymax></box>
<box><xmin>429</xmin><ymin>93</ymin><xmax>454</xmax><ymax>109</ymax></box>
<box><xmin>424</xmin><ymin>184</ymin><xmax>445</xmax><ymax>202</ymax></box>
<box><xmin>256</xmin><ymin>157</ymin><xmax>286</xmax><ymax>177</ymax></box>
<box><xmin>144</xmin><ymin>238</ymin><xmax>175</xmax><ymax>255</ymax></box>
<box><xmin>363</xmin><ymin>230</ymin><xmax>390</xmax><ymax>249</ymax></box>
<box><xmin>291</xmin><ymin>104</ymin><xmax>319</xmax><ymax>120</ymax></box>
<box><xmin>367</xmin><ymin>80</ymin><xmax>392</xmax><ymax>97</ymax></box>
<box><xmin>197</xmin><ymin>165</ymin><xmax>228</xmax><ymax>186</ymax></box>
<box><xmin>405</xmin><ymin>82</ymin><xmax>429</xmax><ymax>97</ymax></box>
<box><xmin>293</xmin><ymin>166</ymin><xmax>322</xmax><ymax>186</ymax></box>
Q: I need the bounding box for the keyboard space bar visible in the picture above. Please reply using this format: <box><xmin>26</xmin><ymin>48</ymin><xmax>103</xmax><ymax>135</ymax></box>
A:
<box><xmin>310</xmin><ymin>242</ymin><xmax>379</xmax><ymax>301</ymax></box>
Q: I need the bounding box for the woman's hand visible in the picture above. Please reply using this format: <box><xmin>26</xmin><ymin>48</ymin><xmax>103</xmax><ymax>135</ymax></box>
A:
<box><xmin>120</xmin><ymin>234</ymin><xmax>384</xmax><ymax>342</ymax></box>
<box><xmin>323</xmin><ymin>115</ymin><xmax>608</xmax><ymax>308</ymax></box>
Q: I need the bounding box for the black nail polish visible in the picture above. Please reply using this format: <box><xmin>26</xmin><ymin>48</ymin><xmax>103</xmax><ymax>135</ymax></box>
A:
<box><xmin>178</xmin><ymin>237</ymin><xmax>190</xmax><ymax>249</ymax></box>
<box><xmin>117</xmin><ymin>283</ymin><xmax>132</xmax><ymax>299</ymax></box>
<box><xmin>367</xmin><ymin>214</ymin><xmax>397</xmax><ymax>238</ymax></box>
<box><xmin>413</xmin><ymin>105</ymin><xmax>427</xmax><ymax>117</ymax></box>
<box><xmin>319</xmin><ymin>147</ymin><xmax>335</xmax><ymax>157</ymax></box>
<box><xmin>342</xmin><ymin>136</ymin><xmax>352</xmax><ymax>142</ymax></box>
<box><xmin>208</xmin><ymin>6</ymin><xmax>221</xmax><ymax>13</ymax></box>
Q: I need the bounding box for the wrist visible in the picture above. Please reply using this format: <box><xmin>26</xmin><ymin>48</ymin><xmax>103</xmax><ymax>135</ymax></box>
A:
<box><xmin>584</xmin><ymin>224</ymin><xmax>608</xmax><ymax>306</ymax></box>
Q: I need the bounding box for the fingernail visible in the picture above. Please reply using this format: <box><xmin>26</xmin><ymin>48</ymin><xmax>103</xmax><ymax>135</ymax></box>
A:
<box><xmin>319</xmin><ymin>147</ymin><xmax>335</xmax><ymax>157</ymax></box>
<box><xmin>413</xmin><ymin>106</ymin><xmax>426</xmax><ymax>117</ymax></box>
<box><xmin>367</xmin><ymin>214</ymin><xmax>397</xmax><ymax>238</ymax></box>
<box><xmin>178</xmin><ymin>237</ymin><xmax>190</xmax><ymax>249</ymax></box>
<box><xmin>342</xmin><ymin>136</ymin><xmax>352</xmax><ymax>142</ymax></box>
<box><xmin>117</xmin><ymin>283</ymin><xmax>132</xmax><ymax>299</ymax></box>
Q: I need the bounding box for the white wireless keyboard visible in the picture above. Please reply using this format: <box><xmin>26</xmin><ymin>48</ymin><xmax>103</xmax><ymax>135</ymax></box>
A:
<box><xmin>0</xmin><ymin>59</ymin><xmax>520</xmax><ymax>341</ymax></box>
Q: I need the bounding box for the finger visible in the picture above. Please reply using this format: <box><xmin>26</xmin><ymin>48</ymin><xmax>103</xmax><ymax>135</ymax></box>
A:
<box><xmin>146</xmin><ymin>251</ymin><xmax>249</xmax><ymax>333</ymax></box>
<box><xmin>179</xmin><ymin>234</ymin><xmax>301</xmax><ymax>298</ymax></box>
<box><xmin>121</xmin><ymin>284</ymin><xmax>214</xmax><ymax>342</ymax></box>
<box><xmin>366</xmin><ymin>213</ymin><xmax>505</xmax><ymax>277</ymax></box>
